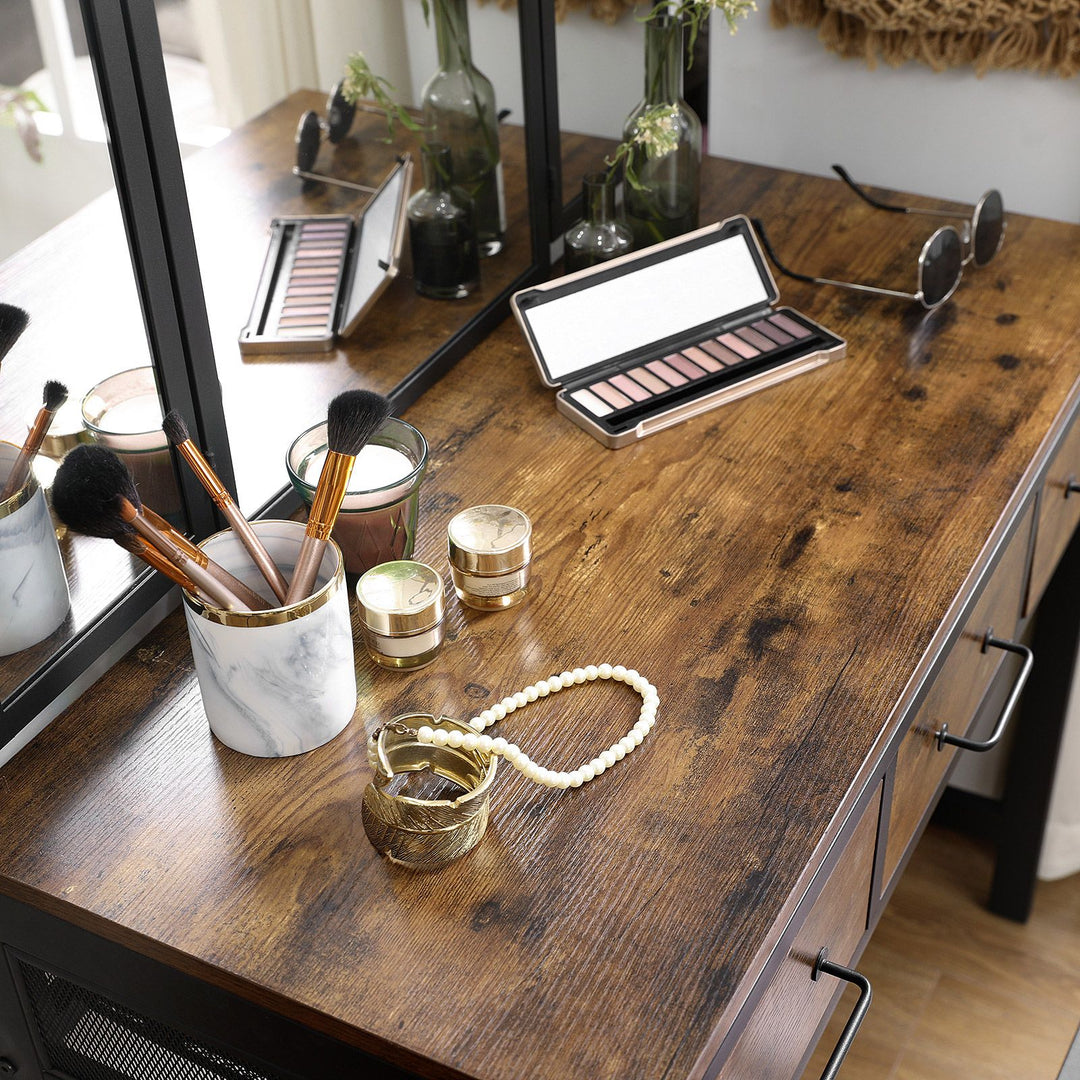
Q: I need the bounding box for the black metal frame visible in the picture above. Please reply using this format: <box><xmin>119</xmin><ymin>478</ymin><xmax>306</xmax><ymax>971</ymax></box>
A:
<box><xmin>1</xmin><ymin>0</ymin><xmax>564</xmax><ymax>740</ymax></box>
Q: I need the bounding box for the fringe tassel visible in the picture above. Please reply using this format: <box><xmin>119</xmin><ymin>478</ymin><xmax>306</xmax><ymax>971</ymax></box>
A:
<box><xmin>770</xmin><ymin>0</ymin><xmax>1080</xmax><ymax>76</ymax></box>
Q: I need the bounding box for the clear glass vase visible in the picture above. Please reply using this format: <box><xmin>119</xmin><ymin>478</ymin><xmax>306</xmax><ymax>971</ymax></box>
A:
<box><xmin>407</xmin><ymin>142</ymin><xmax>480</xmax><ymax>300</ymax></box>
<box><xmin>564</xmin><ymin>172</ymin><xmax>634</xmax><ymax>274</ymax></box>
<box><xmin>420</xmin><ymin>0</ymin><xmax>506</xmax><ymax>257</ymax></box>
<box><xmin>621</xmin><ymin>12</ymin><xmax>703</xmax><ymax>250</ymax></box>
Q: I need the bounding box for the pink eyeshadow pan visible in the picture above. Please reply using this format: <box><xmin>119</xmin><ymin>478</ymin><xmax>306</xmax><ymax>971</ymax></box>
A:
<box><xmin>296</xmin><ymin>247</ymin><xmax>344</xmax><ymax>259</ymax></box>
<box><xmin>769</xmin><ymin>311</ymin><xmax>813</xmax><ymax>339</ymax></box>
<box><xmin>646</xmin><ymin>359</ymin><xmax>688</xmax><ymax>386</ymax></box>
<box><xmin>281</xmin><ymin>305</ymin><xmax>331</xmax><ymax>317</ymax></box>
<box><xmin>698</xmin><ymin>340</ymin><xmax>741</xmax><ymax>365</ymax></box>
<box><xmin>718</xmin><ymin>332</ymin><xmax>759</xmax><ymax>359</ymax></box>
<box><xmin>610</xmin><ymin>373</ymin><xmax>651</xmax><ymax>401</ymax></box>
<box><xmin>628</xmin><ymin>366</ymin><xmax>668</xmax><ymax>393</ymax></box>
<box><xmin>680</xmin><ymin>346</ymin><xmax>723</xmax><ymax>371</ymax></box>
<box><xmin>590</xmin><ymin>381</ymin><xmax>633</xmax><ymax>409</ymax></box>
<box><xmin>752</xmin><ymin>318</ymin><xmax>793</xmax><ymax>345</ymax></box>
<box><xmin>665</xmin><ymin>353</ymin><xmax>707</xmax><ymax>380</ymax></box>
<box><xmin>736</xmin><ymin>326</ymin><xmax>775</xmax><ymax>352</ymax></box>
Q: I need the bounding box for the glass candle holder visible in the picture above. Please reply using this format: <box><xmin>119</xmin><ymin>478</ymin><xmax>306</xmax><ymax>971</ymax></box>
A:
<box><xmin>447</xmin><ymin>504</ymin><xmax>532</xmax><ymax>610</ymax></box>
<box><xmin>0</xmin><ymin>440</ymin><xmax>71</xmax><ymax>656</ymax></box>
<box><xmin>356</xmin><ymin>560</ymin><xmax>446</xmax><ymax>670</ymax></box>
<box><xmin>181</xmin><ymin>519</ymin><xmax>356</xmax><ymax>757</ymax></box>
<box><xmin>81</xmin><ymin>366</ymin><xmax>181</xmax><ymax>517</ymax></box>
<box><xmin>287</xmin><ymin>416</ymin><xmax>428</xmax><ymax>578</ymax></box>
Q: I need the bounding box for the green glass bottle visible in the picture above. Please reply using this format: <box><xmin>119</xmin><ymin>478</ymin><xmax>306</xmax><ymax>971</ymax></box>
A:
<box><xmin>421</xmin><ymin>0</ymin><xmax>506</xmax><ymax>257</ymax></box>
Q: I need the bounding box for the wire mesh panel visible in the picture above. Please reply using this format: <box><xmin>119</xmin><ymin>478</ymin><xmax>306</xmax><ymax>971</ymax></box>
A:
<box><xmin>18</xmin><ymin>959</ymin><xmax>291</xmax><ymax>1080</ymax></box>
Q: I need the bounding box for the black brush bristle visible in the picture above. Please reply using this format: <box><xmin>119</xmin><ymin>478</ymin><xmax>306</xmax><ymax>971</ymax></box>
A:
<box><xmin>43</xmin><ymin>380</ymin><xmax>67</xmax><ymax>411</ymax></box>
<box><xmin>0</xmin><ymin>304</ymin><xmax>29</xmax><ymax>362</ymax></box>
<box><xmin>326</xmin><ymin>390</ymin><xmax>391</xmax><ymax>457</ymax></box>
<box><xmin>52</xmin><ymin>444</ymin><xmax>140</xmax><ymax>539</ymax></box>
<box><xmin>162</xmin><ymin>410</ymin><xmax>190</xmax><ymax>446</ymax></box>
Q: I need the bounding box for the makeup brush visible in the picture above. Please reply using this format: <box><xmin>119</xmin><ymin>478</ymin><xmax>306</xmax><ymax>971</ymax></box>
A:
<box><xmin>114</xmin><ymin>531</ymin><xmax>211</xmax><ymax>603</ymax></box>
<box><xmin>1</xmin><ymin>380</ymin><xmax>67</xmax><ymax>501</ymax></box>
<box><xmin>163</xmin><ymin>410</ymin><xmax>288</xmax><ymax>604</ymax></box>
<box><xmin>284</xmin><ymin>389</ymin><xmax>391</xmax><ymax>605</ymax></box>
<box><xmin>0</xmin><ymin>304</ymin><xmax>29</xmax><ymax>370</ymax></box>
<box><xmin>52</xmin><ymin>445</ymin><xmax>252</xmax><ymax>612</ymax></box>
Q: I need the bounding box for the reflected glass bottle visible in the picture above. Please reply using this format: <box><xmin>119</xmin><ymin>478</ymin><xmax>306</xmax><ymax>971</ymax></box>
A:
<box><xmin>407</xmin><ymin>142</ymin><xmax>480</xmax><ymax>301</ymax></box>
<box><xmin>622</xmin><ymin>12</ymin><xmax>702</xmax><ymax>250</ymax></box>
<box><xmin>564</xmin><ymin>172</ymin><xmax>634</xmax><ymax>274</ymax></box>
<box><xmin>421</xmin><ymin>0</ymin><xmax>506</xmax><ymax>257</ymax></box>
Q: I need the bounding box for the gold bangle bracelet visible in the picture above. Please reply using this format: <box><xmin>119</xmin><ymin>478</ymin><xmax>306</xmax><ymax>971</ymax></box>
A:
<box><xmin>362</xmin><ymin>715</ymin><xmax>497</xmax><ymax>870</ymax></box>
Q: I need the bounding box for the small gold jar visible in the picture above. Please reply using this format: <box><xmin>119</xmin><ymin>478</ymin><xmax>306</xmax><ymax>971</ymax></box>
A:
<box><xmin>356</xmin><ymin>560</ymin><xmax>445</xmax><ymax>669</ymax></box>
<box><xmin>446</xmin><ymin>504</ymin><xmax>532</xmax><ymax>610</ymax></box>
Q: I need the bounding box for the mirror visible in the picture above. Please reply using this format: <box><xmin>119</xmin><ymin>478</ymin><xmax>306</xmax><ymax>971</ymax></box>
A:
<box><xmin>551</xmin><ymin>6</ymin><xmax>710</xmax><ymax>242</ymax></box>
<box><xmin>152</xmin><ymin>0</ymin><xmax>557</xmax><ymax>518</ymax></box>
<box><xmin>0</xmin><ymin>0</ymin><xmax>558</xmax><ymax>748</ymax></box>
<box><xmin>0</xmin><ymin>0</ymin><xmax>212</xmax><ymax>742</ymax></box>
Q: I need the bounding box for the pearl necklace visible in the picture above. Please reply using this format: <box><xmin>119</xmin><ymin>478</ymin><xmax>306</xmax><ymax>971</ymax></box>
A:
<box><xmin>413</xmin><ymin>663</ymin><xmax>659</xmax><ymax>789</ymax></box>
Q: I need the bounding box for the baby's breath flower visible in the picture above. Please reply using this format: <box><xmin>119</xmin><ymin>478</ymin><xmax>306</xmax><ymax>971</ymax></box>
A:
<box><xmin>632</xmin><ymin>106</ymin><xmax>680</xmax><ymax>160</ymax></box>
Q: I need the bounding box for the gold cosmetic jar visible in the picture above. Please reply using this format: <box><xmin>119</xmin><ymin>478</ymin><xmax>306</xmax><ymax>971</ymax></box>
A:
<box><xmin>356</xmin><ymin>560</ymin><xmax>445</xmax><ymax>669</ymax></box>
<box><xmin>446</xmin><ymin>504</ymin><xmax>532</xmax><ymax>610</ymax></box>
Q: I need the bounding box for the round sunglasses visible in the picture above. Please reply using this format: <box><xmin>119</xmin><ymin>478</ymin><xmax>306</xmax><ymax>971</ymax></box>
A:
<box><xmin>292</xmin><ymin>82</ymin><xmax>378</xmax><ymax>195</ymax></box>
<box><xmin>832</xmin><ymin>165</ymin><xmax>1006</xmax><ymax>269</ymax></box>
<box><xmin>752</xmin><ymin>217</ymin><xmax>964</xmax><ymax>311</ymax></box>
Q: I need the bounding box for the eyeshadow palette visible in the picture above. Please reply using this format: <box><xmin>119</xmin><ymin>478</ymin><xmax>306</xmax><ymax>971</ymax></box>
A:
<box><xmin>239</xmin><ymin>155</ymin><xmax>412</xmax><ymax>354</ymax></box>
<box><xmin>510</xmin><ymin>215</ymin><xmax>845</xmax><ymax>448</ymax></box>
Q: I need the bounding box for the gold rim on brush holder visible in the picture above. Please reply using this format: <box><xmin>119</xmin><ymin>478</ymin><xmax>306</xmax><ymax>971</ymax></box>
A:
<box><xmin>362</xmin><ymin>715</ymin><xmax>497</xmax><ymax>869</ymax></box>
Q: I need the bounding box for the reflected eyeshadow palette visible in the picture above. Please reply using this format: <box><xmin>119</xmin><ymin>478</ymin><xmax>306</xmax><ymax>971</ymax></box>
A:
<box><xmin>239</xmin><ymin>156</ymin><xmax>412</xmax><ymax>355</ymax></box>
<box><xmin>510</xmin><ymin>215</ymin><xmax>845</xmax><ymax>448</ymax></box>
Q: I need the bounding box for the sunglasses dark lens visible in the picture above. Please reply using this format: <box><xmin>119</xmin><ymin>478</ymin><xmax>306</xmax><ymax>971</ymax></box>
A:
<box><xmin>973</xmin><ymin>190</ymin><xmax>1005</xmax><ymax>267</ymax></box>
<box><xmin>295</xmin><ymin>110</ymin><xmax>322</xmax><ymax>173</ymax></box>
<box><xmin>920</xmin><ymin>227</ymin><xmax>963</xmax><ymax>308</ymax></box>
<box><xmin>326</xmin><ymin>82</ymin><xmax>356</xmax><ymax>144</ymax></box>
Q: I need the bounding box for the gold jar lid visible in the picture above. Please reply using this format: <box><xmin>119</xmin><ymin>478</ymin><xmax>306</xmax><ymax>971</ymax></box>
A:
<box><xmin>357</xmin><ymin>560</ymin><xmax>444</xmax><ymax>636</ymax></box>
<box><xmin>447</xmin><ymin>505</ymin><xmax>531</xmax><ymax>575</ymax></box>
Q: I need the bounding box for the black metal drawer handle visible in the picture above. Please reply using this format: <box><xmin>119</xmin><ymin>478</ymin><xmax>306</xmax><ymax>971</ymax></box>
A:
<box><xmin>936</xmin><ymin>629</ymin><xmax>1034</xmax><ymax>753</ymax></box>
<box><xmin>812</xmin><ymin>948</ymin><xmax>872</xmax><ymax>1080</ymax></box>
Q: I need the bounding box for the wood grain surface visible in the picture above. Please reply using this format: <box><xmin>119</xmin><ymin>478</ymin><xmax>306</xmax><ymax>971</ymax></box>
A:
<box><xmin>1</xmin><ymin>147</ymin><xmax>1079</xmax><ymax>1080</ymax></box>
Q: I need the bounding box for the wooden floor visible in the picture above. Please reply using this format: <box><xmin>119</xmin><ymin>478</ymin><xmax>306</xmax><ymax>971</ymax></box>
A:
<box><xmin>802</xmin><ymin>824</ymin><xmax>1080</xmax><ymax>1080</ymax></box>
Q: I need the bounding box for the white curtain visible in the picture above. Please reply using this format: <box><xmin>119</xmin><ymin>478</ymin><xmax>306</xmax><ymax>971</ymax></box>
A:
<box><xmin>188</xmin><ymin>0</ymin><xmax>413</xmax><ymax>129</ymax></box>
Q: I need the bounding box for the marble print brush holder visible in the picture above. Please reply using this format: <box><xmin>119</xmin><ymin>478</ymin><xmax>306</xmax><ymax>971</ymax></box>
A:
<box><xmin>0</xmin><ymin>441</ymin><xmax>70</xmax><ymax>656</ymax></box>
<box><xmin>181</xmin><ymin>519</ymin><xmax>356</xmax><ymax>757</ymax></box>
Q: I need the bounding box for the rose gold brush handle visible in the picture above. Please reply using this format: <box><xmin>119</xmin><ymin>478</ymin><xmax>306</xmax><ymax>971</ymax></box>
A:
<box><xmin>141</xmin><ymin>506</ymin><xmax>271</xmax><ymax>610</ymax></box>
<box><xmin>119</xmin><ymin>499</ymin><xmax>252</xmax><ymax>612</ymax></box>
<box><xmin>1</xmin><ymin>406</ymin><xmax>55</xmax><ymax>501</ymax></box>
<box><xmin>284</xmin><ymin>451</ymin><xmax>353</xmax><ymax>605</ymax></box>
<box><xmin>174</xmin><ymin>438</ymin><xmax>289</xmax><ymax>603</ymax></box>
<box><xmin>116</xmin><ymin>534</ymin><xmax>212</xmax><ymax>604</ymax></box>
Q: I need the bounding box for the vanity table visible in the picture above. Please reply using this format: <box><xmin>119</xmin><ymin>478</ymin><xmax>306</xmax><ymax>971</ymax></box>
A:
<box><xmin>1</xmin><ymin>150</ymin><xmax>1079</xmax><ymax>1079</ymax></box>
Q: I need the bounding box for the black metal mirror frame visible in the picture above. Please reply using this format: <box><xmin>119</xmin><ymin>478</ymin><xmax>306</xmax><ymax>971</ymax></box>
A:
<box><xmin>0</xmin><ymin>0</ymin><xmax>563</xmax><ymax>743</ymax></box>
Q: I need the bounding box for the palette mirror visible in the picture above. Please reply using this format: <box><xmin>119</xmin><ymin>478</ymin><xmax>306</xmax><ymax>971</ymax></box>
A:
<box><xmin>0</xmin><ymin>0</ymin><xmax>557</xmax><ymax>746</ymax></box>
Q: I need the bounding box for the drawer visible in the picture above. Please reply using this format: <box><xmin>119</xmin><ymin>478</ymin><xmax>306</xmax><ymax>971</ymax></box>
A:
<box><xmin>717</xmin><ymin>784</ymin><xmax>880</xmax><ymax>1080</ymax></box>
<box><xmin>883</xmin><ymin>504</ymin><xmax>1033</xmax><ymax>894</ymax></box>
<box><xmin>1026</xmin><ymin>416</ymin><xmax>1080</xmax><ymax>614</ymax></box>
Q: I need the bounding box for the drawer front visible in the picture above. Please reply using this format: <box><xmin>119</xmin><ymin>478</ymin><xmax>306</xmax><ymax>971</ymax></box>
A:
<box><xmin>717</xmin><ymin>784</ymin><xmax>880</xmax><ymax>1080</ymax></box>
<box><xmin>1027</xmin><ymin>416</ymin><xmax>1080</xmax><ymax>614</ymax></box>
<box><xmin>883</xmin><ymin>505</ymin><xmax>1033</xmax><ymax>893</ymax></box>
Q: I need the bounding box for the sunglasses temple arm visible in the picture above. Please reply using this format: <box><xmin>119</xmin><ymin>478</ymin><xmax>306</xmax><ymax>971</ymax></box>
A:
<box><xmin>292</xmin><ymin>167</ymin><xmax>377</xmax><ymax>195</ymax></box>
<box><xmin>751</xmin><ymin>218</ymin><xmax>918</xmax><ymax>303</ymax></box>
<box><xmin>832</xmin><ymin>165</ymin><xmax>908</xmax><ymax>214</ymax></box>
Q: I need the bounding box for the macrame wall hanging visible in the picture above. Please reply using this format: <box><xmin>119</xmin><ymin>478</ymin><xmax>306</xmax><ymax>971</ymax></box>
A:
<box><xmin>770</xmin><ymin>0</ymin><xmax>1080</xmax><ymax>76</ymax></box>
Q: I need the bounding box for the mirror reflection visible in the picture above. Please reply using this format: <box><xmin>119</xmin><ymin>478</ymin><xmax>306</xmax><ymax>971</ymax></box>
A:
<box><xmin>158</xmin><ymin>0</ymin><xmax>532</xmax><ymax>517</ymax></box>
<box><xmin>0</xmin><ymin>0</ymin><xmax>181</xmax><ymax>706</ymax></box>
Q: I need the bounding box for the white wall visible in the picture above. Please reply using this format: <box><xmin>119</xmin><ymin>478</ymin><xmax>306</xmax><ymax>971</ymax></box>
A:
<box><xmin>471</xmin><ymin>4</ymin><xmax>1080</xmax><ymax>225</ymax></box>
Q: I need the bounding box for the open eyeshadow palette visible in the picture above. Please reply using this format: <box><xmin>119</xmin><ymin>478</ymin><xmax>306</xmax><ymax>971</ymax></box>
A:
<box><xmin>510</xmin><ymin>215</ymin><xmax>846</xmax><ymax>448</ymax></box>
<box><xmin>239</xmin><ymin>155</ymin><xmax>412</xmax><ymax>354</ymax></box>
